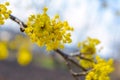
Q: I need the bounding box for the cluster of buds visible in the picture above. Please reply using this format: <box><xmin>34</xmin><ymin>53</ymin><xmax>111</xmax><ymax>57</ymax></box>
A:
<box><xmin>25</xmin><ymin>7</ymin><xmax>74</xmax><ymax>51</ymax></box>
<box><xmin>0</xmin><ymin>2</ymin><xmax>12</xmax><ymax>25</ymax></box>
<box><xmin>77</xmin><ymin>38</ymin><xmax>114</xmax><ymax>80</ymax></box>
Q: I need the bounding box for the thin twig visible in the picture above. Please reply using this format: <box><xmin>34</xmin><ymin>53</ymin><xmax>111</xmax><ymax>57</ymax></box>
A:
<box><xmin>66</xmin><ymin>61</ymin><xmax>79</xmax><ymax>80</ymax></box>
<box><xmin>71</xmin><ymin>52</ymin><xmax>93</xmax><ymax>62</ymax></box>
<box><xmin>79</xmin><ymin>56</ymin><xmax>93</xmax><ymax>62</ymax></box>
<box><xmin>9</xmin><ymin>14</ymin><xmax>27</xmax><ymax>32</ymax></box>
<box><xmin>55</xmin><ymin>49</ymin><xmax>87</xmax><ymax>71</ymax></box>
<box><xmin>58</xmin><ymin>50</ymin><xmax>88</xmax><ymax>80</ymax></box>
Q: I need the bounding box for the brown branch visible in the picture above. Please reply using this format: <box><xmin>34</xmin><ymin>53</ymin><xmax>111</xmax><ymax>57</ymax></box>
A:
<box><xmin>66</xmin><ymin>61</ymin><xmax>88</xmax><ymax>79</ymax></box>
<box><xmin>55</xmin><ymin>49</ymin><xmax>87</xmax><ymax>71</ymax></box>
<box><xmin>71</xmin><ymin>52</ymin><xmax>93</xmax><ymax>62</ymax></box>
<box><xmin>79</xmin><ymin>55</ymin><xmax>93</xmax><ymax>62</ymax></box>
<box><xmin>66</xmin><ymin>61</ymin><xmax>79</xmax><ymax>80</ymax></box>
<box><xmin>73</xmin><ymin>72</ymin><xmax>88</xmax><ymax>76</ymax></box>
<box><xmin>9</xmin><ymin>14</ymin><xmax>27</xmax><ymax>32</ymax></box>
<box><xmin>55</xmin><ymin>49</ymin><xmax>88</xmax><ymax>80</ymax></box>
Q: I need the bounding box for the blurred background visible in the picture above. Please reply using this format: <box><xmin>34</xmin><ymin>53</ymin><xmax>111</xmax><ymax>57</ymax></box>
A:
<box><xmin>0</xmin><ymin>0</ymin><xmax>120</xmax><ymax>80</ymax></box>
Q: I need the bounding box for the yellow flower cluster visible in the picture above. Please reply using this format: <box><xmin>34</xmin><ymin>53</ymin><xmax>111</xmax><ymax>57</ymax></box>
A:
<box><xmin>85</xmin><ymin>56</ymin><xmax>114</xmax><ymax>80</ymax></box>
<box><xmin>0</xmin><ymin>2</ymin><xmax>12</xmax><ymax>25</ymax></box>
<box><xmin>77</xmin><ymin>37</ymin><xmax>114</xmax><ymax>80</ymax></box>
<box><xmin>78</xmin><ymin>37</ymin><xmax>100</xmax><ymax>55</ymax></box>
<box><xmin>77</xmin><ymin>37</ymin><xmax>100</xmax><ymax>68</ymax></box>
<box><xmin>0</xmin><ymin>42</ymin><xmax>8</xmax><ymax>60</ymax></box>
<box><xmin>25</xmin><ymin>7</ymin><xmax>74</xmax><ymax>51</ymax></box>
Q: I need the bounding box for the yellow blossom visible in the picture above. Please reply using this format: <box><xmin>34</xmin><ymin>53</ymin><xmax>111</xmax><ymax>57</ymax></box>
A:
<box><xmin>79</xmin><ymin>59</ymin><xmax>94</xmax><ymax>69</ymax></box>
<box><xmin>85</xmin><ymin>56</ymin><xmax>114</xmax><ymax>80</ymax></box>
<box><xmin>77</xmin><ymin>37</ymin><xmax>100</xmax><ymax>68</ymax></box>
<box><xmin>25</xmin><ymin>7</ymin><xmax>74</xmax><ymax>51</ymax></box>
<box><xmin>0</xmin><ymin>2</ymin><xmax>12</xmax><ymax>25</ymax></box>
<box><xmin>78</xmin><ymin>37</ymin><xmax>100</xmax><ymax>55</ymax></box>
<box><xmin>5</xmin><ymin>2</ymin><xmax>10</xmax><ymax>6</ymax></box>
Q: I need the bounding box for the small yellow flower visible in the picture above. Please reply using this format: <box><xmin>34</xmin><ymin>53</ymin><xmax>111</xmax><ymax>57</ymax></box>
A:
<box><xmin>77</xmin><ymin>37</ymin><xmax>101</xmax><ymax>69</ymax></box>
<box><xmin>78</xmin><ymin>37</ymin><xmax>100</xmax><ymax>54</ymax></box>
<box><xmin>43</xmin><ymin>7</ymin><xmax>48</xmax><ymax>12</ymax></box>
<box><xmin>5</xmin><ymin>2</ymin><xmax>10</xmax><ymax>6</ymax></box>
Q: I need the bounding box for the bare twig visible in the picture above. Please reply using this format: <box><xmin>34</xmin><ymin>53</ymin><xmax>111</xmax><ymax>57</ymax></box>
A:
<box><xmin>66</xmin><ymin>61</ymin><xmax>88</xmax><ymax>79</ymax></box>
<box><xmin>71</xmin><ymin>52</ymin><xmax>93</xmax><ymax>62</ymax></box>
<box><xmin>66</xmin><ymin>61</ymin><xmax>79</xmax><ymax>80</ymax></box>
<box><xmin>9</xmin><ymin>14</ymin><xmax>27</xmax><ymax>32</ymax></box>
<box><xmin>55</xmin><ymin>49</ymin><xmax>87</xmax><ymax>71</ymax></box>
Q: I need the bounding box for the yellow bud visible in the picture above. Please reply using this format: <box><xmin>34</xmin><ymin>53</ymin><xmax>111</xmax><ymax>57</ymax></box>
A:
<box><xmin>5</xmin><ymin>2</ymin><xmax>10</xmax><ymax>6</ymax></box>
<box><xmin>0</xmin><ymin>2</ymin><xmax>12</xmax><ymax>25</ymax></box>
<box><xmin>55</xmin><ymin>14</ymin><xmax>59</xmax><ymax>19</ymax></box>
<box><xmin>43</xmin><ymin>7</ymin><xmax>48</xmax><ymax>12</ymax></box>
